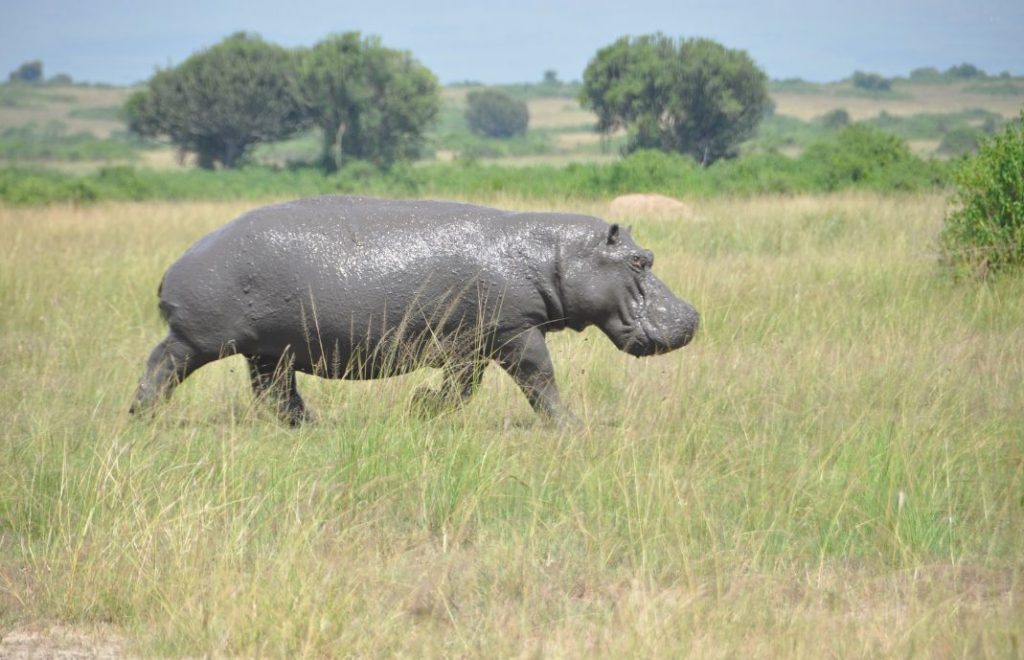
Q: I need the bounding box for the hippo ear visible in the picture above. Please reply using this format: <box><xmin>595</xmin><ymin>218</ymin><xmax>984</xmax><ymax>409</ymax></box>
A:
<box><xmin>606</xmin><ymin>223</ymin><xmax>621</xmax><ymax>245</ymax></box>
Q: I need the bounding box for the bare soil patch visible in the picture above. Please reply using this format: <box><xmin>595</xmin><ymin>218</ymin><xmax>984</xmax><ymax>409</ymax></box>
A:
<box><xmin>0</xmin><ymin>624</ymin><xmax>127</xmax><ymax>659</ymax></box>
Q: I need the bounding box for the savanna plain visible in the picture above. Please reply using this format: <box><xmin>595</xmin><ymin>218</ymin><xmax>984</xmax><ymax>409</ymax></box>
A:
<box><xmin>1</xmin><ymin>192</ymin><xmax>1022</xmax><ymax>656</ymax></box>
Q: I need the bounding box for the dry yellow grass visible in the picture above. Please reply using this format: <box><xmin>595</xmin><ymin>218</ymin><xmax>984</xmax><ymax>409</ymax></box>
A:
<box><xmin>0</xmin><ymin>85</ymin><xmax>133</xmax><ymax>137</ymax></box>
<box><xmin>773</xmin><ymin>82</ymin><xmax>1024</xmax><ymax>121</ymax></box>
<box><xmin>1</xmin><ymin>194</ymin><xmax>1022</xmax><ymax>656</ymax></box>
<box><xmin>527</xmin><ymin>98</ymin><xmax>595</xmax><ymax>129</ymax></box>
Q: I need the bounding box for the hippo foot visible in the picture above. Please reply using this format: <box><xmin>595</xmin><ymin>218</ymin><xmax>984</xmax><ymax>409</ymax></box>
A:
<box><xmin>127</xmin><ymin>402</ymin><xmax>154</xmax><ymax>419</ymax></box>
<box><xmin>544</xmin><ymin>408</ymin><xmax>581</xmax><ymax>429</ymax></box>
<box><xmin>279</xmin><ymin>406</ymin><xmax>315</xmax><ymax>428</ymax></box>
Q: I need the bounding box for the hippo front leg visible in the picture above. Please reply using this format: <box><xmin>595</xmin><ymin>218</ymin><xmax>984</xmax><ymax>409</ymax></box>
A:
<box><xmin>247</xmin><ymin>354</ymin><xmax>312</xmax><ymax>427</ymax></box>
<box><xmin>498</xmin><ymin>328</ymin><xmax>576</xmax><ymax>424</ymax></box>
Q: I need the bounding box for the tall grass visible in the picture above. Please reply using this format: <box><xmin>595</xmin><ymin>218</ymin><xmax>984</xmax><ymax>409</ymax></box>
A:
<box><xmin>1</xmin><ymin>194</ymin><xmax>1021</xmax><ymax>655</ymax></box>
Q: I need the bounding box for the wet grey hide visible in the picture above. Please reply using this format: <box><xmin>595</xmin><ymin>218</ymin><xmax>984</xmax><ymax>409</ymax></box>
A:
<box><xmin>130</xmin><ymin>196</ymin><xmax>699</xmax><ymax>425</ymax></box>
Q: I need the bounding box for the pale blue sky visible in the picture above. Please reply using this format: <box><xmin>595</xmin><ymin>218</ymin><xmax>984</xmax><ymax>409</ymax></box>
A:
<box><xmin>2</xmin><ymin>0</ymin><xmax>1022</xmax><ymax>85</ymax></box>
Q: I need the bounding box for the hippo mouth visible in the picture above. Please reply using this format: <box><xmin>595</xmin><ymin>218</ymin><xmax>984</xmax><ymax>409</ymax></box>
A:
<box><xmin>620</xmin><ymin>313</ymin><xmax>694</xmax><ymax>357</ymax></box>
<box><xmin>608</xmin><ymin>277</ymin><xmax>699</xmax><ymax>357</ymax></box>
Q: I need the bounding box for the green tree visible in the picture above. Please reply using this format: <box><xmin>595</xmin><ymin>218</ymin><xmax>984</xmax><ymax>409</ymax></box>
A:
<box><xmin>945</xmin><ymin>63</ymin><xmax>986</xmax><ymax>79</ymax></box>
<box><xmin>299</xmin><ymin>33</ymin><xmax>440</xmax><ymax>170</ymax></box>
<box><xmin>8</xmin><ymin>60</ymin><xmax>43</xmax><ymax>84</ymax></box>
<box><xmin>851</xmin><ymin>71</ymin><xmax>892</xmax><ymax>92</ymax></box>
<box><xmin>465</xmin><ymin>89</ymin><xmax>529</xmax><ymax>138</ymax></box>
<box><xmin>941</xmin><ymin>115</ymin><xmax>1024</xmax><ymax>276</ymax></box>
<box><xmin>909</xmin><ymin>66</ymin><xmax>942</xmax><ymax>82</ymax></box>
<box><xmin>124</xmin><ymin>33</ymin><xmax>305</xmax><ymax>169</ymax></box>
<box><xmin>580</xmin><ymin>34</ymin><xmax>770</xmax><ymax>165</ymax></box>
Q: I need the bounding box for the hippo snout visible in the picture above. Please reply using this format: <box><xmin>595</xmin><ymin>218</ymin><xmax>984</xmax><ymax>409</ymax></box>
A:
<box><xmin>632</xmin><ymin>300</ymin><xmax>699</xmax><ymax>356</ymax></box>
<box><xmin>626</xmin><ymin>276</ymin><xmax>700</xmax><ymax>357</ymax></box>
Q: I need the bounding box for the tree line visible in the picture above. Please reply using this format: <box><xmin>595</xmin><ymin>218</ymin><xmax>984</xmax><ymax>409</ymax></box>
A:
<box><xmin>122</xmin><ymin>31</ymin><xmax>783</xmax><ymax>170</ymax></box>
<box><xmin>11</xmin><ymin>38</ymin><xmax>1012</xmax><ymax>173</ymax></box>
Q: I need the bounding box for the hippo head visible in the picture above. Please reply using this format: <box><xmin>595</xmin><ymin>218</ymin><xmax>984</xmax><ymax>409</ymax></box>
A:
<box><xmin>561</xmin><ymin>223</ymin><xmax>699</xmax><ymax>356</ymax></box>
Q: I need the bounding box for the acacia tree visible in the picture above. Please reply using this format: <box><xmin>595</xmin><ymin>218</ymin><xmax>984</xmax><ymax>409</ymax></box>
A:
<box><xmin>299</xmin><ymin>33</ymin><xmax>440</xmax><ymax>169</ymax></box>
<box><xmin>580</xmin><ymin>35</ymin><xmax>771</xmax><ymax>165</ymax></box>
<box><xmin>125</xmin><ymin>33</ymin><xmax>306</xmax><ymax>168</ymax></box>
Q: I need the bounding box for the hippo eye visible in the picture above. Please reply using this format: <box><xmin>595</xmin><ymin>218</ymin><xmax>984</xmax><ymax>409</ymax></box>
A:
<box><xmin>629</xmin><ymin>254</ymin><xmax>647</xmax><ymax>271</ymax></box>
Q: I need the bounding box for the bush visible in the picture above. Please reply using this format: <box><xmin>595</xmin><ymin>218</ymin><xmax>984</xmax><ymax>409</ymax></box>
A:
<box><xmin>940</xmin><ymin>116</ymin><xmax>1024</xmax><ymax>276</ymax></box>
<box><xmin>0</xmin><ymin>167</ymin><xmax>96</xmax><ymax>204</ymax></box>
<box><xmin>851</xmin><ymin>71</ymin><xmax>892</xmax><ymax>92</ymax></box>
<box><xmin>465</xmin><ymin>89</ymin><xmax>529</xmax><ymax>138</ymax></box>
<box><xmin>804</xmin><ymin>124</ymin><xmax>914</xmax><ymax>190</ymax></box>
<box><xmin>909</xmin><ymin>67</ymin><xmax>942</xmax><ymax>82</ymax></box>
<box><xmin>820</xmin><ymin>109</ymin><xmax>851</xmax><ymax>129</ymax></box>
<box><xmin>0</xmin><ymin>134</ymin><xmax>954</xmax><ymax>206</ymax></box>
<box><xmin>937</xmin><ymin>128</ymin><xmax>983</xmax><ymax>157</ymax></box>
<box><xmin>8</xmin><ymin>60</ymin><xmax>43</xmax><ymax>84</ymax></box>
<box><xmin>945</xmin><ymin>63</ymin><xmax>986</xmax><ymax>80</ymax></box>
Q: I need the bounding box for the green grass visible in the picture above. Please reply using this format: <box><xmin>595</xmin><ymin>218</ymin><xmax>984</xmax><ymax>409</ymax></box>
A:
<box><xmin>0</xmin><ymin>122</ymin><xmax>151</xmax><ymax>163</ymax></box>
<box><xmin>1</xmin><ymin>194</ymin><xmax>1021</xmax><ymax>655</ymax></box>
<box><xmin>67</xmin><ymin>105</ymin><xmax>125</xmax><ymax>121</ymax></box>
<box><xmin>0</xmin><ymin>85</ymin><xmax>76</xmax><ymax>108</ymax></box>
<box><xmin>769</xmin><ymin>78</ymin><xmax>823</xmax><ymax>94</ymax></box>
<box><xmin>964</xmin><ymin>81</ymin><xmax>1024</xmax><ymax>96</ymax></box>
<box><xmin>864</xmin><ymin>109</ymin><xmax>1004</xmax><ymax>140</ymax></box>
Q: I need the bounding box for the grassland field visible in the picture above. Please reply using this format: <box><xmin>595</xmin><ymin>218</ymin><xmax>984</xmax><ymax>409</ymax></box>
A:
<box><xmin>1</xmin><ymin>192</ymin><xmax>1022</xmax><ymax>656</ymax></box>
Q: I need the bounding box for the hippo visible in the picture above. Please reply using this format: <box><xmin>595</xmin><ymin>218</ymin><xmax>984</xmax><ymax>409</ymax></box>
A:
<box><xmin>130</xmin><ymin>196</ymin><xmax>699</xmax><ymax>425</ymax></box>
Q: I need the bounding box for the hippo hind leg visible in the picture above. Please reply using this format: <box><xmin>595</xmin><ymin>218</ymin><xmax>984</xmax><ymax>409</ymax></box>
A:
<box><xmin>129</xmin><ymin>332</ymin><xmax>216</xmax><ymax>416</ymax></box>
<box><xmin>247</xmin><ymin>354</ymin><xmax>311</xmax><ymax>427</ymax></box>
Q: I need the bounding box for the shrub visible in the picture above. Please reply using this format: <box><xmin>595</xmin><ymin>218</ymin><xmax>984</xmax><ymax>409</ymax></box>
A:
<box><xmin>803</xmin><ymin>124</ymin><xmax>914</xmax><ymax>190</ymax></box>
<box><xmin>937</xmin><ymin>127</ymin><xmax>983</xmax><ymax>157</ymax></box>
<box><xmin>945</xmin><ymin>63</ymin><xmax>986</xmax><ymax>80</ymax></box>
<box><xmin>940</xmin><ymin>116</ymin><xmax>1024</xmax><ymax>276</ymax></box>
<box><xmin>909</xmin><ymin>67</ymin><xmax>942</xmax><ymax>82</ymax></box>
<box><xmin>0</xmin><ymin>167</ymin><xmax>96</xmax><ymax>204</ymax></box>
<box><xmin>851</xmin><ymin>71</ymin><xmax>892</xmax><ymax>92</ymax></box>
<box><xmin>8</xmin><ymin>60</ymin><xmax>43</xmax><ymax>84</ymax></box>
<box><xmin>820</xmin><ymin>108</ymin><xmax>851</xmax><ymax>129</ymax></box>
<box><xmin>465</xmin><ymin>89</ymin><xmax>529</xmax><ymax>138</ymax></box>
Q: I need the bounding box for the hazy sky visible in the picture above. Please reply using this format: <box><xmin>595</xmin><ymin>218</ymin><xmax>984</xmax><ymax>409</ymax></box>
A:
<box><xmin>2</xmin><ymin>0</ymin><xmax>1022</xmax><ymax>85</ymax></box>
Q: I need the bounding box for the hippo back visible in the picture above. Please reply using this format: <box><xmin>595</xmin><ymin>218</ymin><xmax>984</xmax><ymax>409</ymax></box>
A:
<box><xmin>159</xmin><ymin>196</ymin><xmax>607</xmax><ymax>374</ymax></box>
